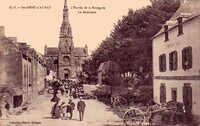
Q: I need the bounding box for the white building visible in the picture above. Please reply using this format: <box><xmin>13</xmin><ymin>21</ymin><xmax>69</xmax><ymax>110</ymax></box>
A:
<box><xmin>152</xmin><ymin>0</ymin><xmax>200</xmax><ymax>122</ymax></box>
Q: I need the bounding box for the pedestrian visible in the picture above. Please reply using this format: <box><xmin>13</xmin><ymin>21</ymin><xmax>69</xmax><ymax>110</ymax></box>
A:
<box><xmin>60</xmin><ymin>85</ymin><xmax>65</xmax><ymax>96</ymax></box>
<box><xmin>4</xmin><ymin>100</ymin><xmax>10</xmax><ymax>118</ymax></box>
<box><xmin>0</xmin><ymin>102</ymin><xmax>2</xmax><ymax>117</ymax></box>
<box><xmin>77</xmin><ymin>97</ymin><xmax>86</xmax><ymax>121</ymax></box>
<box><xmin>51</xmin><ymin>101</ymin><xmax>61</xmax><ymax>119</ymax></box>
<box><xmin>62</xmin><ymin>99</ymin><xmax>75</xmax><ymax>119</ymax></box>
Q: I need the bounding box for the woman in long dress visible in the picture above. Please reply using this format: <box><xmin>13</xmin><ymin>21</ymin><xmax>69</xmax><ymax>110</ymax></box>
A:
<box><xmin>51</xmin><ymin>102</ymin><xmax>61</xmax><ymax>119</ymax></box>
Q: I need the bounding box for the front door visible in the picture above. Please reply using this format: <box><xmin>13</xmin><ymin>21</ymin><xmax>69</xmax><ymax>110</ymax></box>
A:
<box><xmin>64</xmin><ymin>73</ymin><xmax>68</xmax><ymax>79</ymax></box>
<box><xmin>183</xmin><ymin>83</ymin><xmax>193</xmax><ymax>122</ymax></box>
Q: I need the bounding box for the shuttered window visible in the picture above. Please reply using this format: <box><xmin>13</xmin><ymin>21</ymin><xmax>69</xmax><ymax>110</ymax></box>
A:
<box><xmin>164</xmin><ymin>25</ymin><xmax>169</xmax><ymax>42</ymax></box>
<box><xmin>182</xmin><ymin>46</ymin><xmax>192</xmax><ymax>70</ymax></box>
<box><xmin>160</xmin><ymin>83</ymin><xmax>166</xmax><ymax>103</ymax></box>
<box><xmin>183</xmin><ymin>83</ymin><xmax>192</xmax><ymax>109</ymax></box>
<box><xmin>171</xmin><ymin>88</ymin><xmax>177</xmax><ymax>102</ymax></box>
<box><xmin>177</xmin><ymin>17</ymin><xmax>183</xmax><ymax>35</ymax></box>
<box><xmin>169</xmin><ymin>51</ymin><xmax>178</xmax><ymax>71</ymax></box>
<box><xmin>159</xmin><ymin>54</ymin><xmax>166</xmax><ymax>72</ymax></box>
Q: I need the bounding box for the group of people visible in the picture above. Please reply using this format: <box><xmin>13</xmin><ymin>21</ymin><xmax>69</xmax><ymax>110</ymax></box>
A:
<box><xmin>48</xmin><ymin>79</ymin><xmax>84</xmax><ymax>99</ymax></box>
<box><xmin>50</xmin><ymin>97</ymin><xmax>86</xmax><ymax>121</ymax></box>
<box><xmin>49</xmin><ymin>78</ymin><xmax>87</xmax><ymax>121</ymax></box>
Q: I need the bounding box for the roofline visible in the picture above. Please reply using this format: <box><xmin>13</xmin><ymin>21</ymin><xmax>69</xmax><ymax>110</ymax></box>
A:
<box><xmin>46</xmin><ymin>47</ymin><xmax>58</xmax><ymax>49</ymax></box>
<box><xmin>151</xmin><ymin>14</ymin><xmax>200</xmax><ymax>40</ymax></box>
<box><xmin>74</xmin><ymin>47</ymin><xmax>87</xmax><ymax>48</ymax></box>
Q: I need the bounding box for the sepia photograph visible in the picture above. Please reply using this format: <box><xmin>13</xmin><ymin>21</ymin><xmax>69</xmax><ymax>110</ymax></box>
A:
<box><xmin>0</xmin><ymin>0</ymin><xmax>200</xmax><ymax>125</ymax></box>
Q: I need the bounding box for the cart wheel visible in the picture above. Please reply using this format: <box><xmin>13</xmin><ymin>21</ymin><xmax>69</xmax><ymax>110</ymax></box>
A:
<box><xmin>123</xmin><ymin>108</ymin><xmax>145</xmax><ymax>126</ymax></box>
<box><xmin>113</xmin><ymin>96</ymin><xmax>127</xmax><ymax>111</ymax></box>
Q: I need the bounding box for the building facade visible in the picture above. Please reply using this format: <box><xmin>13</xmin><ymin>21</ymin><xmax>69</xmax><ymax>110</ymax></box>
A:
<box><xmin>0</xmin><ymin>28</ymin><xmax>46</xmax><ymax>113</ymax></box>
<box><xmin>152</xmin><ymin>0</ymin><xmax>200</xmax><ymax>122</ymax></box>
<box><xmin>44</xmin><ymin>0</ymin><xmax>88</xmax><ymax>80</ymax></box>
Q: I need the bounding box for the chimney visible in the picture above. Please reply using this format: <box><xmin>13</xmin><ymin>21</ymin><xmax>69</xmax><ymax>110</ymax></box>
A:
<box><xmin>44</xmin><ymin>44</ymin><xmax>47</xmax><ymax>55</ymax></box>
<box><xmin>0</xmin><ymin>26</ymin><xmax>5</xmax><ymax>36</ymax></box>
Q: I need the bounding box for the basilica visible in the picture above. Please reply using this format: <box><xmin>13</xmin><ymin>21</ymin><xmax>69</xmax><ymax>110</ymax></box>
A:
<box><xmin>44</xmin><ymin>0</ymin><xmax>88</xmax><ymax>80</ymax></box>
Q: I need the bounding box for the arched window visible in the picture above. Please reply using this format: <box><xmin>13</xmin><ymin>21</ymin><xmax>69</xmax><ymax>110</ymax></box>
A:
<box><xmin>63</xmin><ymin>56</ymin><xmax>70</xmax><ymax>65</ymax></box>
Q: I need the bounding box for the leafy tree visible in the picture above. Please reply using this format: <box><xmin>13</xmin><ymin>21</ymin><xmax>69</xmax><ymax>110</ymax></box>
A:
<box><xmin>83</xmin><ymin>0</ymin><xmax>180</xmax><ymax>85</ymax></box>
<box><xmin>103</xmin><ymin>61</ymin><xmax>122</xmax><ymax>95</ymax></box>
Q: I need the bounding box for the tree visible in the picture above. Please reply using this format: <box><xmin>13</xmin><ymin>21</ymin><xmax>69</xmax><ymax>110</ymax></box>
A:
<box><xmin>103</xmin><ymin>61</ymin><xmax>122</xmax><ymax>96</ymax></box>
<box><xmin>83</xmin><ymin>0</ymin><xmax>180</xmax><ymax>85</ymax></box>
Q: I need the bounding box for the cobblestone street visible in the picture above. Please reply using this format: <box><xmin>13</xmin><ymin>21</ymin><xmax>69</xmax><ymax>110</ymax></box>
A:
<box><xmin>1</xmin><ymin>91</ymin><xmax>123</xmax><ymax>126</ymax></box>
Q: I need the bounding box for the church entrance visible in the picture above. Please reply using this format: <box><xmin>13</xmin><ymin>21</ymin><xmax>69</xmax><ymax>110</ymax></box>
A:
<box><xmin>63</xmin><ymin>69</ymin><xmax>70</xmax><ymax>80</ymax></box>
<box><xmin>64</xmin><ymin>73</ymin><xmax>69</xmax><ymax>79</ymax></box>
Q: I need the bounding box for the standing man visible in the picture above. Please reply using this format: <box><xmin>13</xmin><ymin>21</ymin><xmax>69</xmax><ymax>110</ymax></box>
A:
<box><xmin>77</xmin><ymin>97</ymin><xmax>86</xmax><ymax>121</ymax></box>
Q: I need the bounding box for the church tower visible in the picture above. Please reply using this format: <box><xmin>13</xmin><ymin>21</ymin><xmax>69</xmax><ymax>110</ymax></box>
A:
<box><xmin>58</xmin><ymin>0</ymin><xmax>75</xmax><ymax>80</ymax></box>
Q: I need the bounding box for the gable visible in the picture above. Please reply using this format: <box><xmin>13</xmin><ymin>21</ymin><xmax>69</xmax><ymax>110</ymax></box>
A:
<box><xmin>74</xmin><ymin>47</ymin><xmax>87</xmax><ymax>57</ymax></box>
<box><xmin>46</xmin><ymin>47</ymin><xmax>58</xmax><ymax>56</ymax></box>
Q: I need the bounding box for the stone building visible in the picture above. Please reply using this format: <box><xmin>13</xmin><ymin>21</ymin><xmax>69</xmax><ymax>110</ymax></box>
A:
<box><xmin>152</xmin><ymin>0</ymin><xmax>200</xmax><ymax>122</ymax></box>
<box><xmin>0</xmin><ymin>27</ymin><xmax>46</xmax><ymax>112</ymax></box>
<box><xmin>44</xmin><ymin>0</ymin><xmax>88</xmax><ymax>80</ymax></box>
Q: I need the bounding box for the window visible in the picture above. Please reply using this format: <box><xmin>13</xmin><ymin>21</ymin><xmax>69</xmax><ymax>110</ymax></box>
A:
<box><xmin>159</xmin><ymin>54</ymin><xmax>166</xmax><ymax>72</ymax></box>
<box><xmin>160</xmin><ymin>83</ymin><xmax>166</xmax><ymax>103</ymax></box>
<box><xmin>171</xmin><ymin>88</ymin><xmax>177</xmax><ymax>102</ymax></box>
<box><xmin>63</xmin><ymin>56</ymin><xmax>70</xmax><ymax>65</ymax></box>
<box><xmin>164</xmin><ymin>25</ymin><xmax>169</xmax><ymax>42</ymax></box>
<box><xmin>169</xmin><ymin>51</ymin><xmax>178</xmax><ymax>71</ymax></box>
<box><xmin>177</xmin><ymin>17</ymin><xmax>183</xmax><ymax>35</ymax></box>
<box><xmin>182</xmin><ymin>46</ymin><xmax>192</xmax><ymax>70</ymax></box>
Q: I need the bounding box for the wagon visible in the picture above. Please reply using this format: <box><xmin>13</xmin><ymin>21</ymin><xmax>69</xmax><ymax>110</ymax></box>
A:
<box><xmin>112</xmin><ymin>96</ymin><xmax>185</xmax><ymax>126</ymax></box>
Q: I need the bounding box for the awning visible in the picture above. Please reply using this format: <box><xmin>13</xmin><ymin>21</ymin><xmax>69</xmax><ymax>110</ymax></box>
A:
<box><xmin>0</xmin><ymin>86</ymin><xmax>25</xmax><ymax>96</ymax></box>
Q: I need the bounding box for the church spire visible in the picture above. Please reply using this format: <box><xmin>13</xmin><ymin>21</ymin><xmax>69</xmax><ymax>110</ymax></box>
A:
<box><xmin>60</xmin><ymin>0</ymin><xmax>72</xmax><ymax>37</ymax></box>
<box><xmin>63</xmin><ymin>0</ymin><xmax>69</xmax><ymax>23</ymax></box>
<box><xmin>59</xmin><ymin>0</ymin><xmax>73</xmax><ymax>53</ymax></box>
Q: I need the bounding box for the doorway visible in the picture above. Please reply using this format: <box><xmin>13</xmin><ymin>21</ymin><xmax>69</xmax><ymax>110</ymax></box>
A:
<box><xmin>64</xmin><ymin>73</ymin><xmax>69</xmax><ymax>79</ymax></box>
<box><xmin>183</xmin><ymin>83</ymin><xmax>193</xmax><ymax>122</ymax></box>
<box><xmin>13</xmin><ymin>95</ymin><xmax>23</xmax><ymax>108</ymax></box>
<box><xmin>63</xmin><ymin>69</ymin><xmax>70</xmax><ymax>80</ymax></box>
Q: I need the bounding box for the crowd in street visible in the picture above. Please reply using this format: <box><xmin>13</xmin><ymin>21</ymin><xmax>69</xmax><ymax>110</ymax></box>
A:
<box><xmin>49</xmin><ymin>79</ymin><xmax>86</xmax><ymax>121</ymax></box>
<box><xmin>48</xmin><ymin>79</ymin><xmax>84</xmax><ymax>99</ymax></box>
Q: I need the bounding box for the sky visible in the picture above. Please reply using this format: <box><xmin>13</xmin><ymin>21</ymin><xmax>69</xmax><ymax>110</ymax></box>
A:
<box><xmin>0</xmin><ymin>0</ymin><xmax>151</xmax><ymax>55</ymax></box>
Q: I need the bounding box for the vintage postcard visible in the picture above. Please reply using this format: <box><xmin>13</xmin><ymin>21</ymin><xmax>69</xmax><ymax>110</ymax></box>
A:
<box><xmin>0</xmin><ymin>0</ymin><xmax>199</xmax><ymax>126</ymax></box>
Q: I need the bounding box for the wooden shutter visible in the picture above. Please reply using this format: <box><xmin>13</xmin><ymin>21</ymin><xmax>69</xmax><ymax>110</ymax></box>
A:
<box><xmin>160</xmin><ymin>84</ymin><xmax>166</xmax><ymax>103</ymax></box>
<box><xmin>183</xmin><ymin>84</ymin><xmax>192</xmax><ymax>109</ymax></box>
<box><xmin>182</xmin><ymin>49</ymin><xmax>186</xmax><ymax>70</ymax></box>
<box><xmin>159</xmin><ymin>55</ymin><xmax>162</xmax><ymax>72</ymax></box>
<box><xmin>159</xmin><ymin>54</ymin><xmax>166</xmax><ymax>72</ymax></box>
<box><xmin>169</xmin><ymin>53</ymin><xmax>172</xmax><ymax>71</ymax></box>
<box><xmin>188</xmin><ymin>47</ymin><xmax>192</xmax><ymax>69</ymax></box>
<box><xmin>169</xmin><ymin>51</ymin><xmax>177</xmax><ymax>71</ymax></box>
<box><xmin>163</xmin><ymin>54</ymin><xmax>166</xmax><ymax>72</ymax></box>
<box><xmin>173</xmin><ymin>51</ymin><xmax>177</xmax><ymax>70</ymax></box>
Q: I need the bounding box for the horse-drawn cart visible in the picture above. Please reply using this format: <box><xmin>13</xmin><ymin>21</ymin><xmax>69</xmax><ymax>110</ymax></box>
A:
<box><xmin>112</xmin><ymin>96</ymin><xmax>185</xmax><ymax>126</ymax></box>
